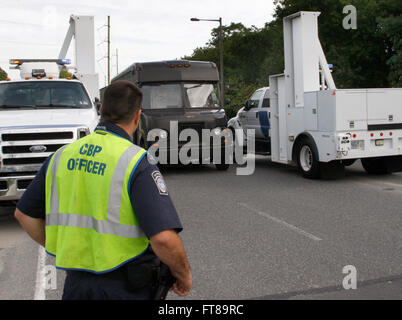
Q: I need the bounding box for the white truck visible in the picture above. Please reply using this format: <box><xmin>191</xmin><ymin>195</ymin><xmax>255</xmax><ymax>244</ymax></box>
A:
<box><xmin>229</xmin><ymin>11</ymin><xmax>402</xmax><ymax>179</ymax></box>
<box><xmin>0</xmin><ymin>15</ymin><xmax>100</xmax><ymax>205</ymax></box>
<box><xmin>228</xmin><ymin>86</ymin><xmax>271</xmax><ymax>156</ymax></box>
<box><xmin>0</xmin><ymin>60</ymin><xmax>99</xmax><ymax>204</ymax></box>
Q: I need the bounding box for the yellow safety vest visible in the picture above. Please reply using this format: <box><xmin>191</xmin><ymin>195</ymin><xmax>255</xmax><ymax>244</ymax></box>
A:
<box><xmin>45</xmin><ymin>129</ymin><xmax>148</xmax><ymax>273</ymax></box>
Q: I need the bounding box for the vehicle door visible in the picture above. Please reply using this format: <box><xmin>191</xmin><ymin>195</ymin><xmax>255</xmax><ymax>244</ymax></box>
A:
<box><xmin>256</xmin><ymin>88</ymin><xmax>270</xmax><ymax>140</ymax></box>
<box><xmin>242</xmin><ymin>89</ymin><xmax>264</xmax><ymax>138</ymax></box>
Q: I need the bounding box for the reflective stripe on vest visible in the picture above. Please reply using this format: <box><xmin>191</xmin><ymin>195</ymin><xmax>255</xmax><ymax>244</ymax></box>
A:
<box><xmin>47</xmin><ymin>144</ymin><xmax>146</xmax><ymax>239</ymax></box>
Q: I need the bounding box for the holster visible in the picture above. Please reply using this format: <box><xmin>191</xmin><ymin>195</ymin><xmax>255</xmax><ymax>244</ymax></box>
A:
<box><xmin>125</xmin><ymin>262</ymin><xmax>159</xmax><ymax>291</ymax></box>
<box><xmin>153</xmin><ymin>263</ymin><xmax>176</xmax><ymax>300</ymax></box>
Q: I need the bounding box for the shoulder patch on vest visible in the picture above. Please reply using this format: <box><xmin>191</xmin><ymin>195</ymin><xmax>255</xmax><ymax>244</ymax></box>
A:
<box><xmin>151</xmin><ymin>171</ymin><xmax>168</xmax><ymax>196</ymax></box>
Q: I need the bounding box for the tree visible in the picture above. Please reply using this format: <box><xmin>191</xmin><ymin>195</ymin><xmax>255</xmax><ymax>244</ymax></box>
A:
<box><xmin>273</xmin><ymin>0</ymin><xmax>402</xmax><ymax>88</ymax></box>
<box><xmin>0</xmin><ymin>67</ymin><xmax>8</xmax><ymax>81</ymax></box>
<box><xmin>377</xmin><ymin>14</ymin><xmax>402</xmax><ymax>87</ymax></box>
<box><xmin>59</xmin><ymin>67</ymin><xmax>73</xmax><ymax>79</ymax></box>
<box><xmin>184</xmin><ymin>0</ymin><xmax>402</xmax><ymax>116</ymax></box>
<box><xmin>184</xmin><ymin>22</ymin><xmax>281</xmax><ymax>116</ymax></box>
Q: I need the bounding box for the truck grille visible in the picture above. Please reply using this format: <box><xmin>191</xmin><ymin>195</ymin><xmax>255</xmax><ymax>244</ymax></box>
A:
<box><xmin>3</xmin><ymin>157</ymin><xmax>48</xmax><ymax>166</ymax></box>
<box><xmin>178</xmin><ymin>123</ymin><xmax>203</xmax><ymax>144</ymax></box>
<box><xmin>2</xmin><ymin>132</ymin><xmax>73</xmax><ymax>141</ymax></box>
<box><xmin>0</xmin><ymin>129</ymin><xmax>76</xmax><ymax>170</ymax></box>
<box><xmin>0</xmin><ymin>181</ymin><xmax>7</xmax><ymax>191</ymax></box>
<box><xmin>179</xmin><ymin>123</ymin><xmax>203</xmax><ymax>135</ymax></box>
<box><xmin>2</xmin><ymin>144</ymin><xmax>62</xmax><ymax>154</ymax></box>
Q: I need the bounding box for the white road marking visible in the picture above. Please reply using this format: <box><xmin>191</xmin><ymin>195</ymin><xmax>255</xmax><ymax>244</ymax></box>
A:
<box><xmin>238</xmin><ymin>202</ymin><xmax>323</xmax><ymax>242</ymax></box>
<box><xmin>34</xmin><ymin>246</ymin><xmax>46</xmax><ymax>300</ymax></box>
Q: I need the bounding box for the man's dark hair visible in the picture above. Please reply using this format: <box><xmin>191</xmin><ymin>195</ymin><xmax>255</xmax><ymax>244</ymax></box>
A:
<box><xmin>101</xmin><ymin>80</ymin><xmax>143</xmax><ymax>124</ymax></box>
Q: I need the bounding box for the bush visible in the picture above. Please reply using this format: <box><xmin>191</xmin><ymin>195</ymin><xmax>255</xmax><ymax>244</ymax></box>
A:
<box><xmin>0</xmin><ymin>67</ymin><xmax>8</xmax><ymax>81</ymax></box>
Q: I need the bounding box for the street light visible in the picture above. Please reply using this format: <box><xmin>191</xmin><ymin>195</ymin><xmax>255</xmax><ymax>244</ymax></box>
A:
<box><xmin>191</xmin><ymin>17</ymin><xmax>224</xmax><ymax>107</ymax></box>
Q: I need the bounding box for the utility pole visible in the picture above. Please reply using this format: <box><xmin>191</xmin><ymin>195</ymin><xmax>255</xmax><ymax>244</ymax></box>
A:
<box><xmin>107</xmin><ymin>15</ymin><xmax>111</xmax><ymax>85</ymax></box>
<box><xmin>218</xmin><ymin>17</ymin><xmax>224</xmax><ymax>106</ymax></box>
<box><xmin>191</xmin><ymin>17</ymin><xmax>224</xmax><ymax>106</ymax></box>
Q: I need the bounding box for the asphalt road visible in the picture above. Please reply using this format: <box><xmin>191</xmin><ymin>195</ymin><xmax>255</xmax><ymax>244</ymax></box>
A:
<box><xmin>1</xmin><ymin>157</ymin><xmax>401</xmax><ymax>300</ymax></box>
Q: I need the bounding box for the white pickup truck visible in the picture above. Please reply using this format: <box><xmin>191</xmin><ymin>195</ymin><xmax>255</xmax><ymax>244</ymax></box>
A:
<box><xmin>0</xmin><ymin>59</ymin><xmax>99</xmax><ymax>205</ymax></box>
<box><xmin>228</xmin><ymin>87</ymin><xmax>271</xmax><ymax>155</ymax></box>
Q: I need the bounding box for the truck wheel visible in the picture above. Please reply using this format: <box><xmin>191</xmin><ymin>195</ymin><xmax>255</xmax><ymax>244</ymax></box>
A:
<box><xmin>296</xmin><ymin>138</ymin><xmax>321</xmax><ymax>179</ymax></box>
<box><xmin>361</xmin><ymin>157</ymin><xmax>390</xmax><ymax>175</ymax></box>
<box><xmin>215</xmin><ymin>163</ymin><xmax>230</xmax><ymax>171</ymax></box>
<box><xmin>341</xmin><ymin>159</ymin><xmax>356</xmax><ymax>167</ymax></box>
<box><xmin>215</xmin><ymin>144</ymin><xmax>231</xmax><ymax>171</ymax></box>
<box><xmin>320</xmin><ymin>161</ymin><xmax>345</xmax><ymax>180</ymax></box>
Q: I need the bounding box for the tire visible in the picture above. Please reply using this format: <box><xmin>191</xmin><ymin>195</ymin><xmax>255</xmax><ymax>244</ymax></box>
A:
<box><xmin>361</xmin><ymin>157</ymin><xmax>390</xmax><ymax>175</ymax></box>
<box><xmin>215</xmin><ymin>148</ymin><xmax>230</xmax><ymax>171</ymax></box>
<box><xmin>296</xmin><ymin>138</ymin><xmax>321</xmax><ymax>179</ymax></box>
<box><xmin>215</xmin><ymin>163</ymin><xmax>230</xmax><ymax>171</ymax></box>
<box><xmin>320</xmin><ymin>161</ymin><xmax>345</xmax><ymax>180</ymax></box>
<box><xmin>341</xmin><ymin>159</ymin><xmax>356</xmax><ymax>167</ymax></box>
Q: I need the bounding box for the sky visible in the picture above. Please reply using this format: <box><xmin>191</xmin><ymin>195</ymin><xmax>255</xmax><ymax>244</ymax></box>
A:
<box><xmin>0</xmin><ymin>0</ymin><xmax>276</xmax><ymax>86</ymax></box>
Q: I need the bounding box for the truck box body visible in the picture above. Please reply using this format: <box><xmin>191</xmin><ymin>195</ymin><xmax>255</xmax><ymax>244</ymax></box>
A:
<box><xmin>270</xmin><ymin>75</ymin><xmax>402</xmax><ymax>165</ymax></box>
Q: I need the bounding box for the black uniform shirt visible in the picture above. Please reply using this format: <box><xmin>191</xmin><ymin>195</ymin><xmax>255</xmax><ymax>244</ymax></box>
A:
<box><xmin>17</xmin><ymin>122</ymin><xmax>183</xmax><ymax>271</ymax></box>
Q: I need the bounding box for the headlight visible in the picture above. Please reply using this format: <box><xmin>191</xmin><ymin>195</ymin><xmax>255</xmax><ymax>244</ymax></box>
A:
<box><xmin>212</xmin><ymin>128</ymin><xmax>222</xmax><ymax>136</ymax></box>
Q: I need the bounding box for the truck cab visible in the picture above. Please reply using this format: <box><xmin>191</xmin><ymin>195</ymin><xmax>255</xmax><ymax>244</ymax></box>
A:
<box><xmin>0</xmin><ymin>59</ymin><xmax>99</xmax><ymax>204</ymax></box>
<box><xmin>228</xmin><ymin>87</ymin><xmax>271</xmax><ymax>154</ymax></box>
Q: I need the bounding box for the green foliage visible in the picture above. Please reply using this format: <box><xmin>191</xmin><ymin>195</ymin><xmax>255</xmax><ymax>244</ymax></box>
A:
<box><xmin>224</xmin><ymin>82</ymin><xmax>259</xmax><ymax>119</ymax></box>
<box><xmin>184</xmin><ymin>22</ymin><xmax>282</xmax><ymax>113</ymax></box>
<box><xmin>0</xmin><ymin>67</ymin><xmax>8</xmax><ymax>81</ymax></box>
<box><xmin>377</xmin><ymin>14</ymin><xmax>402</xmax><ymax>87</ymax></box>
<box><xmin>59</xmin><ymin>68</ymin><xmax>73</xmax><ymax>79</ymax></box>
<box><xmin>184</xmin><ymin>0</ymin><xmax>402</xmax><ymax>114</ymax></box>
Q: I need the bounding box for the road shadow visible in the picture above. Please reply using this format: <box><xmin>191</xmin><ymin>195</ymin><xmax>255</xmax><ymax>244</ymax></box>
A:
<box><xmin>252</xmin><ymin>273</ymin><xmax>402</xmax><ymax>300</ymax></box>
<box><xmin>258</xmin><ymin>156</ymin><xmax>402</xmax><ymax>184</ymax></box>
<box><xmin>153</xmin><ymin>155</ymin><xmax>402</xmax><ymax>185</ymax></box>
<box><xmin>0</xmin><ymin>206</ymin><xmax>15</xmax><ymax>218</ymax></box>
<box><xmin>158</xmin><ymin>163</ymin><xmax>221</xmax><ymax>176</ymax></box>
<box><xmin>343</xmin><ymin>160</ymin><xmax>402</xmax><ymax>184</ymax></box>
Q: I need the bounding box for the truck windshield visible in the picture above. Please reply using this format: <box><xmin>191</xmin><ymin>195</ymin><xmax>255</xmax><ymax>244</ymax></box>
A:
<box><xmin>184</xmin><ymin>83</ymin><xmax>219</xmax><ymax>108</ymax></box>
<box><xmin>0</xmin><ymin>81</ymin><xmax>91</xmax><ymax>109</ymax></box>
<box><xmin>141</xmin><ymin>83</ymin><xmax>219</xmax><ymax>109</ymax></box>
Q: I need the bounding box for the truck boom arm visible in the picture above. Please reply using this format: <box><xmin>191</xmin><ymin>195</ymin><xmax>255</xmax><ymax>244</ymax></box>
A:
<box><xmin>58</xmin><ymin>15</ymin><xmax>99</xmax><ymax>100</ymax></box>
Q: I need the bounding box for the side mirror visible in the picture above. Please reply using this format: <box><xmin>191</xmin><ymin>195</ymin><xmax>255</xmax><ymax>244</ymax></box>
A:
<box><xmin>244</xmin><ymin>100</ymin><xmax>251</xmax><ymax>110</ymax></box>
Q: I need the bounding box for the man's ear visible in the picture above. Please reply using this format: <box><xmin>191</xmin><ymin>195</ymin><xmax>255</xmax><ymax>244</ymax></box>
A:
<box><xmin>134</xmin><ymin>109</ymin><xmax>142</xmax><ymax>127</ymax></box>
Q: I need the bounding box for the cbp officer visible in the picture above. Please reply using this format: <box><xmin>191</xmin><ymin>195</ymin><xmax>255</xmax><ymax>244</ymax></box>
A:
<box><xmin>14</xmin><ymin>80</ymin><xmax>192</xmax><ymax>299</ymax></box>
